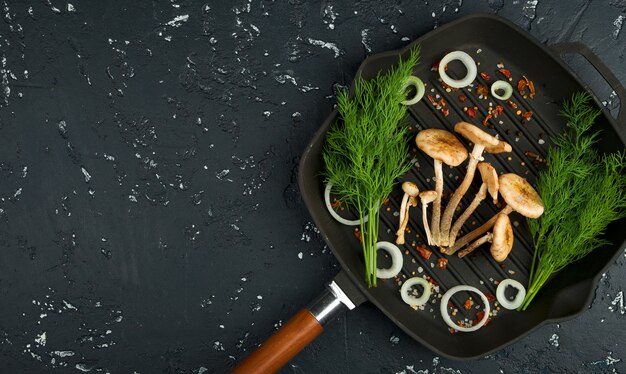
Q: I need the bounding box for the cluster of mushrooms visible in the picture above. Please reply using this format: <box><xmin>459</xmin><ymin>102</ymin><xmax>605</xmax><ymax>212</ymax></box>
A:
<box><xmin>395</xmin><ymin>121</ymin><xmax>544</xmax><ymax>262</ymax></box>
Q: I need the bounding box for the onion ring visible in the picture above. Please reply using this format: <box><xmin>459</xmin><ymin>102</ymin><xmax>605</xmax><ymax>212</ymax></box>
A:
<box><xmin>491</xmin><ymin>80</ymin><xmax>513</xmax><ymax>100</ymax></box>
<box><xmin>401</xmin><ymin>76</ymin><xmax>425</xmax><ymax>106</ymax></box>
<box><xmin>376</xmin><ymin>241</ymin><xmax>403</xmax><ymax>279</ymax></box>
<box><xmin>438</xmin><ymin>51</ymin><xmax>477</xmax><ymax>88</ymax></box>
<box><xmin>440</xmin><ymin>285</ymin><xmax>491</xmax><ymax>332</ymax></box>
<box><xmin>324</xmin><ymin>183</ymin><xmax>368</xmax><ymax>226</ymax></box>
<box><xmin>400</xmin><ymin>277</ymin><xmax>431</xmax><ymax>306</ymax></box>
<box><xmin>496</xmin><ymin>278</ymin><xmax>526</xmax><ymax>310</ymax></box>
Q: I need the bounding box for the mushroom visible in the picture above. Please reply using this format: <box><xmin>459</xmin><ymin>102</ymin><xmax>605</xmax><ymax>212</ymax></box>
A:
<box><xmin>447</xmin><ymin>162</ymin><xmax>499</xmax><ymax>246</ymax></box>
<box><xmin>396</xmin><ymin>182</ymin><xmax>420</xmax><ymax>245</ymax></box>
<box><xmin>419</xmin><ymin>190</ymin><xmax>438</xmax><ymax>246</ymax></box>
<box><xmin>443</xmin><ymin>173</ymin><xmax>544</xmax><ymax>255</ymax></box>
<box><xmin>439</xmin><ymin>122</ymin><xmax>511</xmax><ymax>246</ymax></box>
<box><xmin>457</xmin><ymin>213</ymin><xmax>514</xmax><ymax>261</ymax></box>
<box><xmin>415</xmin><ymin>129</ymin><xmax>468</xmax><ymax>246</ymax></box>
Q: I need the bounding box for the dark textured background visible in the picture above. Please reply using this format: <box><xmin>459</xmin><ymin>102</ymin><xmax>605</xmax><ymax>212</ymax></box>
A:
<box><xmin>0</xmin><ymin>1</ymin><xmax>624</xmax><ymax>373</ymax></box>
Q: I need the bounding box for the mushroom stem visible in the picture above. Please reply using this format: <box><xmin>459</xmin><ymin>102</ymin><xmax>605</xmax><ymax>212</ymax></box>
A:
<box><xmin>439</xmin><ymin>144</ymin><xmax>485</xmax><ymax>246</ymax></box>
<box><xmin>396</xmin><ymin>197</ymin><xmax>417</xmax><ymax>245</ymax></box>
<box><xmin>442</xmin><ymin>205</ymin><xmax>513</xmax><ymax>255</ymax></box>
<box><xmin>397</xmin><ymin>194</ymin><xmax>409</xmax><ymax>234</ymax></box>
<box><xmin>422</xmin><ymin>201</ymin><xmax>433</xmax><ymax>246</ymax></box>
<box><xmin>448</xmin><ymin>183</ymin><xmax>487</xmax><ymax>246</ymax></box>
<box><xmin>457</xmin><ymin>232</ymin><xmax>493</xmax><ymax>258</ymax></box>
<box><xmin>431</xmin><ymin>159</ymin><xmax>444</xmax><ymax>245</ymax></box>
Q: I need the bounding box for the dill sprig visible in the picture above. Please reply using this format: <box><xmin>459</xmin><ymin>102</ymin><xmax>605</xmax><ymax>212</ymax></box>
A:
<box><xmin>520</xmin><ymin>92</ymin><xmax>626</xmax><ymax>310</ymax></box>
<box><xmin>323</xmin><ymin>47</ymin><xmax>420</xmax><ymax>287</ymax></box>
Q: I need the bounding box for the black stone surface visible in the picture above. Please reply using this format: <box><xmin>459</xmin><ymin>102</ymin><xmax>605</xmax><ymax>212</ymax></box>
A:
<box><xmin>0</xmin><ymin>1</ymin><xmax>624</xmax><ymax>373</ymax></box>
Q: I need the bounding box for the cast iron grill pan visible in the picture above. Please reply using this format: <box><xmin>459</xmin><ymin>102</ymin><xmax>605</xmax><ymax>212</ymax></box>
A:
<box><xmin>233</xmin><ymin>14</ymin><xmax>626</xmax><ymax>371</ymax></box>
<box><xmin>299</xmin><ymin>14</ymin><xmax>626</xmax><ymax>359</ymax></box>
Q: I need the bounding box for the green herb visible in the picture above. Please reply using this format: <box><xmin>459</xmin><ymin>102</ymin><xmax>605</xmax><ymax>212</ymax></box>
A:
<box><xmin>520</xmin><ymin>92</ymin><xmax>626</xmax><ymax>310</ymax></box>
<box><xmin>323</xmin><ymin>48</ymin><xmax>420</xmax><ymax>287</ymax></box>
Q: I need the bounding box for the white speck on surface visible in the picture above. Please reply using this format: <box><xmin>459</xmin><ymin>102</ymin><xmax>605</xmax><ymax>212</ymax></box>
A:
<box><xmin>81</xmin><ymin>167</ymin><xmax>91</xmax><ymax>182</ymax></box>
<box><xmin>361</xmin><ymin>29</ymin><xmax>372</xmax><ymax>53</ymax></box>
<box><xmin>549</xmin><ymin>333</ymin><xmax>559</xmax><ymax>347</ymax></box>
<box><xmin>613</xmin><ymin>15</ymin><xmax>624</xmax><ymax>39</ymax></box>
<box><xmin>322</xmin><ymin>4</ymin><xmax>338</xmax><ymax>30</ymax></box>
<box><xmin>67</xmin><ymin>3</ymin><xmax>75</xmax><ymax>12</ymax></box>
<box><xmin>53</xmin><ymin>350</ymin><xmax>75</xmax><ymax>357</ymax></box>
<box><xmin>609</xmin><ymin>291</ymin><xmax>624</xmax><ymax>314</ymax></box>
<box><xmin>257</xmin><ymin>295</ymin><xmax>263</xmax><ymax>300</ymax></box>
<box><xmin>13</xmin><ymin>188</ymin><xmax>22</xmax><ymax>198</ymax></box>
<box><xmin>216</xmin><ymin>169</ymin><xmax>231</xmax><ymax>181</ymax></box>
<box><xmin>75</xmin><ymin>363</ymin><xmax>92</xmax><ymax>372</ymax></box>
<box><xmin>522</xmin><ymin>0</ymin><xmax>538</xmax><ymax>21</ymax></box>
<box><xmin>213</xmin><ymin>341</ymin><xmax>225</xmax><ymax>351</ymax></box>
<box><xmin>165</xmin><ymin>14</ymin><xmax>189</xmax><ymax>27</ymax></box>
<box><xmin>307</xmin><ymin>38</ymin><xmax>341</xmax><ymax>58</ymax></box>
<box><xmin>63</xmin><ymin>300</ymin><xmax>78</xmax><ymax>310</ymax></box>
<box><xmin>390</xmin><ymin>335</ymin><xmax>400</xmax><ymax>345</ymax></box>
<box><xmin>298</xmin><ymin>252</ymin><xmax>303</xmax><ymax>259</ymax></box>
<box><xmin>34</xmin><ymin>332</ymin><xmax>46</xmax><ymax>346</ymax></box>
<box><xmin>538</xmin><ymin>139</ymin><xmax>545</xmax><ymax>145</ymax></box>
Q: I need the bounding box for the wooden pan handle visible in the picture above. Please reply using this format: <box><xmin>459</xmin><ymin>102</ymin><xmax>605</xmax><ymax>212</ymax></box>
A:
<box><xmin>231</xmin><ymin>308</ymin><xmax>323</xmax><ymax>374</ymax></box>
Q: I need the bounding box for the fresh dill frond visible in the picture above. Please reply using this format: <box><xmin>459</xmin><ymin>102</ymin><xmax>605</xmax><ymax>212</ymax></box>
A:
<box><xmin>323</xmin><ymin>47</ymin><xmax>420</xmax><ymax>287</ymax></box>
<box><xmin>520</xmin><ymin>92</ymin><xmax>626</xmax><ymax>310</ymax></box>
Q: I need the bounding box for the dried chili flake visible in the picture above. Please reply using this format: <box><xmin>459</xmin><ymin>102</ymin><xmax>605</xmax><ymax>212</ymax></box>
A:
<box><xmin>330</xmin><ymin>199</ymin><xmax>342</xmax><ymax>208</ymax></box>
<box><xmin>482</xmin><ymin>113</ymin><xmax>493</xmax><ymax>126</ymax></box>
<box><xmin>521</xmin><ymin>111</ymin><xmax>533</xmax><ymax>122</ymax></box>
<box><xmin>528</xmin><ymin>79</ymin><xmax>536</xmax><ymax>98</ymax></box>
<box><xmin>431</xmin><ymin>62</ymin><xmax>439</xmax><ymax>71</ymax></box>
<box><xmin>506</xmin><ymin>100</ymin><xmax>518</xmax><ymax>109</ymax></box>
<box><xmin>480</xmin><ymin>72</ymin><xmax>491</xmax><ymax>81</ymax></box>
<box><xmin>463</xmin><ymin>298</ymin><xmax>474</xmax><ymax>310</ymax></box>
<box><xmin>498</xmin><ymin>68</ymin><xmax>511</xmax><ymax>79</ymax></box>
<box><xmin>517</xmin><ymin>78</ymin><xmax>527</xmax><ymax>95</ymax></box>
<box><xmin>427</xmin><ymin>95</ymin><xmax>437</xmax><ymax>105</ymax></box>
<box><xmin>415</xmin><ymin>246</ymin><xmax>432</xmax><ymax>260</ymax></box>
<box><xmin>438</xmin><ymin>98</ymin><xmax>447</xmax><ymax>107</ymax></box>
<box><xmin>476</xmin><ymin>84</ymin><xmax>489</xmax><ymax>98</ymax></box>
<box><xmin>437</xmin><ymin>257</ymin><xmax>448</xmax><ymax>269</ymax></box>
<box><xmin>382</xmin><ymin>197</ymin><xmax>391</xmax><ymax>205</ymax></box>
<box><xmin>466</xmin><ymin>106</ymin><xmax>477</xmax><ymax>118</ymax></box>
<box><xmin>441</xmin><ymin>108</ymin><xmax>450</xmax><ymax>117</ymax></box>
<box><xmin>524</xmin><ymin>150</ymin><xmax>546</xmax><ymax>165</ymax></box>
<box><xmin>458</xmin><ymin>94</ymin><xmax>467</xmax><ymax>103</ymax></box>
<box><xmin>485</xmin><ymin>293</ymin><xmax>496</xmax><ymax>302</ymax></box>
<box><xmin>354</xmin><ymin>228</ymin><xmax>362</xmax><ymax>242</ymax></box>
<box><xmin>476</xmin><ymin>311</ymin><xmax>492</xmax><ymax>326</ymax></box>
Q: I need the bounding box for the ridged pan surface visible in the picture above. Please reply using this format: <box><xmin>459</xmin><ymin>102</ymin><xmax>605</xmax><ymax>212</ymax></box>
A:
<box><xmin>298</xmin><ymin>14</ymin><xmax>626</xmax><ymax>359</ymax></box>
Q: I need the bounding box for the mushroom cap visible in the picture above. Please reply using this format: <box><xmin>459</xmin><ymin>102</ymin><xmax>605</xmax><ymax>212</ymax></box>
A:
<box><xmin>415</xmin><ymin>129</ymin><xmax>468</xmax><ymax>167</ymax></box>
<box><xmin>454</xmin><ymin>122</ymin><xmax>499</xmax><ymax>148</ymax></box>
<box><xmin>402</xmin><ymin>181</ymin><xmax>420</xmax><ymax>197</ymax></box>
<box><xmin>485</xmin><ymin>141</ymin><xmax>512</xmax><ymax>154</ymax></box>
<box><xmin>477</xmin><ymin>162</ymin><xmax>499</xmax><ymax>203</ymax></box>
<box><xmin>498</xmin><ymin>173</ymin><xmax>545</xmax><ymax>218</ymax></box>
<box><xmin>419</xmin><ymin>190</ymin><xmax>438</xmax><ymax>204</ymax></box>
<box><xmin>490</xmin><ymin>214</ymin><xmax>514</xmax><ymax>262</ymax></box>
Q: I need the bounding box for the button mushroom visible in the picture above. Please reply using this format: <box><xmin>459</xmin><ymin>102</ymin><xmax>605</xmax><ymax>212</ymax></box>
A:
<box><xmin>443</xmin><ymin>173</ymin><xmax>543</xmax><ymax>255</ymax></box>
<box><xmin>447</xmin><ymin>162</ymin><xmax>499</xmax><ymax>246</ymax></box>
<box><xmin>396</xmin><ymin>182</ymin><xmax>420</xmax><ymax>245</ymax></box>
<box><xmin>439</xmin><ymin>122</ymin><xmax>511</xmax><ymax>246</ymax></box>
<box><xmin>415</xmin><ymin>129</ymin><xmax>468</xmax><ymax>246</ymax></box>
<box><xmin>457</xmin><ymin>213</ymin><xmax>514</xmax><ymax>261</ymax></box>
<box><xmin>419</xmin><ymin>190</ymin><xmax>438</xmax><ymax>246</ymax></box>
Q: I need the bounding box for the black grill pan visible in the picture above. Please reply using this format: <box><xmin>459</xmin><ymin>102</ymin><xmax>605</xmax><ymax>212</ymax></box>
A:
<box><xmin>233</xmin><ymin>14</ymin><xmax>626</xmax><ymax>372</ymax></box>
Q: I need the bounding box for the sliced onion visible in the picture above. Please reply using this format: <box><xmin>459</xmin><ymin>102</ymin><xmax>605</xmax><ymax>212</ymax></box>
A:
<box><xmin>496</xmin><ymin>278</ymin><xmax>526</xmax><ymax>310</ymax></box>
<box><xmin>438</xmin><ymin>51</ymin><xmax>477</xmax><ymax>88</ymax></box>
<box><xmin>376</xmin><ymin>241</ymin><xmax>403</xmax><ymax>279</ymax></box>
<box><xmin>324</xmin><ymin>183</ymin><xmax>368</xmax><ymax>226</ymax></box>
<box><xmin>400</xmin><ymin>277</ymin><xmax>431</xmax><ymax>306</ymax></box>
<box><xmin>440</xmin><ymin>285</ymin><xmax>491</xmax><ymax>332</ymax></box>
<box><xmin>491</xmin><ymin>80</ymin><xmax>513</xmax><ymax>100</ymax></box>
<box><xmin>401</xmin><ymin>76</ymin><xmax>425</xmax><ymax>106</ymax></box>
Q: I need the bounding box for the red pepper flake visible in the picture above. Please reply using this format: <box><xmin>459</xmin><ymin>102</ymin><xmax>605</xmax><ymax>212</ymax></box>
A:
<box><xmin>426</xmin><ymin>275</ymin><xmax>439</xmax><ymax>287</ymax></box>
<box><xmin>476</xmin><ymin>84</ymin><xmax>489</xmax><ymax>98</ymax></box>
<box><xmin>521</xmin><ymin>111</ymin><xmax>534</xmax><ymax>122</ymax></box>
<box><xmin>485</xmin><ymin>293</ymin><xmax>496</xmax><ymax>302</ymax></box>
<box><xmin>524</xmin><ymin>150</ymin><xmax>546</xmax><ymax>165</ymax></box>
<box><xmin>498</xmin><ymin>68</ymin><xmax>511</xmax><ymax>80</ymax></box>
<box><xmin>437</xmin><ymin>257</ymin><xmax>448</xmax><ymax>269</ymax></box>
<box><xmin>528</xmin><ymin>79</ymin><xmax>536</xmax><ymax>98</ymax></box>
<box><xmin>506</xmin><ymin>100</ymin><xmax>518</xmax><ymax>109</ymax></box>
<box><xmin>441</xmin><ymin>108</ymin><xmax>450</xmax><ymax>117</ymax></box>
<box><xmin>448</xmin><ymin>301</ymin><xmax>456</xmax><ymax>309</ymax></box>
<box><xmin>330</xmin><ymin>199</ymin><xmax>342</xmax><ymax>208</ymax></box>
<box><xmin>354</xmin><ymin>228</ymin><xmax>362</xmax><ymax>242</ymax></box>
<box><xmin>458</xmin><ymin>94</ymin><xmax>467</xmax><ymax>103</ymax></box>
<box><xmin>466</xmin><ymin>106</ymin><xmax>477</xmax><ymax>118</ymax></box>
<box><xmin>415</xmin><ymin>246</ymin><xmax>432</xmax><ymax>260</ymax></box>
<box><xmin>431</xmin><ymin>62</ymin><xmax>439</xmax><ymax>71</ymax></box>
<box><xmin>482</xmin><ymin>113</ymin><xmax>493</xmax><ymax>126</ymax></box>
<box><xmin>475</xmin><ymin>311</ymin><xmax>492</xmax><ymax>326</ymax></box>
<box><xmin>427</xmin><ymin>95</ymin><xmax>437</xmax><ymax>105</ymax></box>
<box><xmin>382</xmin><ymin>197</ymin><xmax>391</xmax><ymax>205</ymax></box>
<box><xmin>480</xmin><ymin>72</ymin><xmax>491</xmax><ymax>81</ymax></box>
<box><xmin>438</xmin><ymin>98</ymin><xmax>447</xmax><ymax>107</ymax></box>
<box><xmin>456</xmin><ymin>320</ymin><xmax>465</xmax><ymax>327</ymax></box>
<box><xmin>463</xmin><ymin>298</ymin><xmax>474</xmax><ymax>310</ymax></box>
